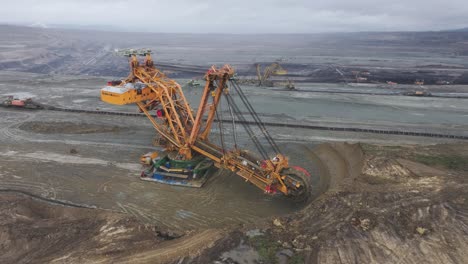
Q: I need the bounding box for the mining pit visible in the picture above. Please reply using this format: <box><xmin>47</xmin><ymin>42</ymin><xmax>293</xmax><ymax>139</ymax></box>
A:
<box><xmin>1</xmin><ymin>93</ymin><xmax>467</xmax><ymax>263</ymax></box>
<box><xmin>0</xmin><ymin>25</ymin><xmax>468</xmax><ymax>263</ymax></box>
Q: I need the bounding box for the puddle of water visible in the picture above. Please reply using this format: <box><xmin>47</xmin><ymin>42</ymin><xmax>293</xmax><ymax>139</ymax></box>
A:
<box><xmin>72</xmin><ymin>99</ymin><xmax>88</xmax><ymax>103</ymax></box>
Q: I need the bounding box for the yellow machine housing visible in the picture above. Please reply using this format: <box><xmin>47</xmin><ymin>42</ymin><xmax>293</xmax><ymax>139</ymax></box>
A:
<box><xmin>101</xmin><ymin>86</ymin><xmax>154</xmax><ymax>105</ymax></box>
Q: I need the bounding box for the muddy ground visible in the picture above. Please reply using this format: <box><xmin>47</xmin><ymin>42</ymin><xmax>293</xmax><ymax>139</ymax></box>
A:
<box><xmin>238</xmin><ymin>143</ymin><xmax>468</xmax><ymax>264</ymax></box>
<box><xmin>1</xmin><ymin>140</ymin><xmax>466</xmax><ymax>263</ymax></box>
<box><xmin>0</xmin><ymin>71</ymin><xmax>467</xmax><ymax>263</ymax></box>
<box><xmin>19</xmin><ymin>121</ymin><xmax>123</xmax><ymax>134</ymax></box>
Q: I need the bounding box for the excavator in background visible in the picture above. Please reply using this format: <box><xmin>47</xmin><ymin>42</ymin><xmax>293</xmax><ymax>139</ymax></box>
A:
<box><xmin>1</xmin><ymin>96</ymin><xmax>43</xmax><ymax>109</ymax></box>
<box><xmin>186</xmin><ymin>79</ymin><xmax>201</xmax><ymax>87</ymax></box>
<box><xmin>100</xmin><ymin>49</ymin><xmax>311</xmax><ymax>202</ymax></box>
<box><xmin>414</xmin><ymin>79</ymin><xmax>425</xmax><ymax>86</ymax></box>
<box><xmin>256</xmin><ymin>62</ymin><xmax>288</xmax><ymax>87</ymax></box>
<box><xmin>279</xmin><ymin>78</ymin><xmax>296</xmax><ymax>90</ymax></box>
<box><xmin>404</xmin><ymin>79</ymin><xmax>431</xmax><ymax>96</ymax></box>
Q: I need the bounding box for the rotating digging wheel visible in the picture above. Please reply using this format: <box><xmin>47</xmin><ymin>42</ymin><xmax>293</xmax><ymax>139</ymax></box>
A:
<box><xmin>282</xmin><ymin>167</ymin><xmax>312</xmax><ymax>203</ymax></box>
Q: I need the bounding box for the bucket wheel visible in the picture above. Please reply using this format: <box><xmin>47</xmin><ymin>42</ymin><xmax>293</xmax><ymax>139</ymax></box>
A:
<box><xmin>282</xmin><ymin>167</ymin><xmax>312</xmax><ymax>203</ymax></box>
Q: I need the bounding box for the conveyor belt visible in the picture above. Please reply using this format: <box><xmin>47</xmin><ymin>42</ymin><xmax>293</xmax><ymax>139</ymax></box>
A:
<box><xmin>2</xmin><ymin>104</ymin><xmax>467</xmax><ymax>140</ymax></box>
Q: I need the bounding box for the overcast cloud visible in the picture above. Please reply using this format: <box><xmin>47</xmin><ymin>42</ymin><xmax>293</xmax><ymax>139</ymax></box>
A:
<box><xmin>1</xmin><ymin>0</ymin><xmax>467</xmax><ymax>33</ymax></box>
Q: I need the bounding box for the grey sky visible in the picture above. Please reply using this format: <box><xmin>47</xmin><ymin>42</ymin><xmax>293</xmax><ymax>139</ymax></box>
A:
<box><xmin>1</xmin><ymin>0</ymin><xmax>467</xmax><ymax>33</ymax></box>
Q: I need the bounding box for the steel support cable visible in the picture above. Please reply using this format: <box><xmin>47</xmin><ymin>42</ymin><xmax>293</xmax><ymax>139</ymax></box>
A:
<box><xmin>235</xmin><ymin>82</ymin><xmax>281</xmax><ymax>154</ymax></box>
<box><xmin>215</xmin><ymin>98</ymin><xmax>226</xmax><ymax>154</ymax></box>
<box><xmin>230</xmin><ymin>105</ymin><xmax>268</xmax><ymax>160</ymax></box>
<box><xmin>225</xmin><ymin>94</ymin><xmax>263</xmax><ymax>153</ymax></box>
<box><xmin>225</xmin><ymin>93</ymin><xmax>268</xmax><ymax>158</ymax></box>
<box><xmin>228</xmin><ymin>83</ymin><xmax>268</xmax><ymax>152</ymax></box>
<box><xmin>226</xmin><ymin>94</ymin><xmax>267</xmax><ymax>158</ymax></box>
<box><xmin>225</xmin><ymin>93</ymin><xmax>269</xmax><ymax>160</ymax></box>
<box><xmin>230</xmin><ymin>80</ymin><xmax>281</xmax><ymax>154</ymax></box>
<box><xmin>226</xmin><ymin>95</ymin><xmax>239</xmax><ymax>149</ymax></box>
<box><xmin>230</xmin><ymin>79</ymin><xmax>280</xmax><ymax>153</ymax></box>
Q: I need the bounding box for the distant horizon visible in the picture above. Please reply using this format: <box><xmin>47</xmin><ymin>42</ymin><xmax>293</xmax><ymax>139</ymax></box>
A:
<box><xmin>2</xmin><ymin>22</ymin><xmax>468</xmax><ymax>35</ymax></box>
<box><xmin>2</xmin><ymin>0</ymin><xmax>468</xmax><ymax>34</ymax></box>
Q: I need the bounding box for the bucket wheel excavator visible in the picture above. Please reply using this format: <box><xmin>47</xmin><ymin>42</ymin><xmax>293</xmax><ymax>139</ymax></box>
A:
<box><xmin>100</xmin><ymin>49</ymin><xmax>311</xmax><ymax>202</ymax></box>
<box><xmin>256</xmin><ymin>62</ymin><xmax>288</xmax><ymax>87</ymax></box>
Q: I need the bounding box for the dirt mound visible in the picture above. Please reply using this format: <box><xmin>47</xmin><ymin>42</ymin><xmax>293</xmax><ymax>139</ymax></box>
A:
<box><xmin>312</xmin><ymin>142</ymin><xmax>364</xmax><ymax>191</ymax></box>
<box><xmin>0</xmin><ymin>192</ymin><xmax>165</xmax><ymax>263</ymax></box>
<box><xmin>277</xmin><ymin>142</ymin><xmax>364</xmax><ymax>202</ymax></box>
<box><xmin>19</xmin><ymin>121</ymin><xmax>122</xmax><ymax>134</ymax></box>
<box><xmin>362</xmin><ymin>157</ymin><xmax>413</xmax><ymax>184</ymax></box>
<box><xmin>0</xmin><ymin>192</ymin><xmax>224</xmax><ymax>263</ymax></box>
<box><xmin>261</xmin><ymin>143</ymin><xmax>468</xmax><ymax>264</ymax></box>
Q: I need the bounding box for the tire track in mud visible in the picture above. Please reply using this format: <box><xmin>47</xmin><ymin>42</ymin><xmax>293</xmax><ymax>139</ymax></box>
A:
<box><xmin>116</xmin><ymin>201</ymin><xmax>216</xmax><ymax>230</ymax></box>
<box><xmin>0</xmin><ymin>150</ymin><xmax>230</xmax><ymax>231</ymax></box>
<box><xmin>0</xmin><ymin>109</ymin><xmax>369</xmax><ymax>233</ymax></box>
<box><xmin>0</xmin><ymin>142</ymin><xmax>367</xmax><ymax>232</ymax></box>
<box><xmin>1</xmin><ymin>114</ymin><xmax>365</xmax><ymax>231</ymax></box>
<box><xmin>111</xmin><ymin>229</ymin><xmax>223</xmax><ymax>264</ymax></box>
<box><xmin>0</xmin><ymin>189</ymin><xmax>97</xmax><ymax>209</ymax></box>
<box><xmin>89</xmin><ymin>163</ymin><xmax>266</xmax><ymax>230</ymax></box>
<box><xmin>197</xmin><ymin>169</ymin><xmax>235</xmax><ymax>206</ymax></box>
<box><xmin>0</xmin><ymin>175</ymin><xmax>92</xmax><ymax>208</ymax></box>
<box><xmin>0</xmin><ymin>110</ymin><xmax>36</xmax><ymax>142</ymax></box>
<box><xmin>120</xmin><ymin>202</ymin><xmax>187</xmax><ymax>231</ymax></box>
<box><xmin>3</xmin><ymin>126</ymin><xmax>153</xmax><ymax>150</ymax></box>
<box><xmin>116</xmin><ymin>202</ymin><xmax>166</xmax><ymax>227</ymax></box>
<box><xmin>0</xmin><ymin>109</ymin><xmax>153</xmax><ymax>149</ymax></box>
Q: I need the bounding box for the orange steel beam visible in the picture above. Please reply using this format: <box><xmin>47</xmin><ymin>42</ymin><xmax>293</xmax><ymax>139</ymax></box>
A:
<box><xmin>133</xmin><ymin>65</ymin><xmax>195</xmax><ymax>153</ymax></box>
<box><xmin>190</xmin><ymin>65</ymin><xmax>234</xmax><ymax>143</ymax></box>
<box><xmin>189</xmin><ymin>79</ymin><xmax>211</xmax><ymax>144</ymax></box>
<box><xmin>136</xmin><ymin>101</ymin><xmax>180</xmax><ymax>148</ymax></box>
<box><xmin>191</xmin><ymin>145</ymin><xmax>222</xmax><ymax>163</ymax></box>
<box><xmin>199</xmin><ymin>74</ymin><xmax>228</xmax><ymax>140</ymax></box>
